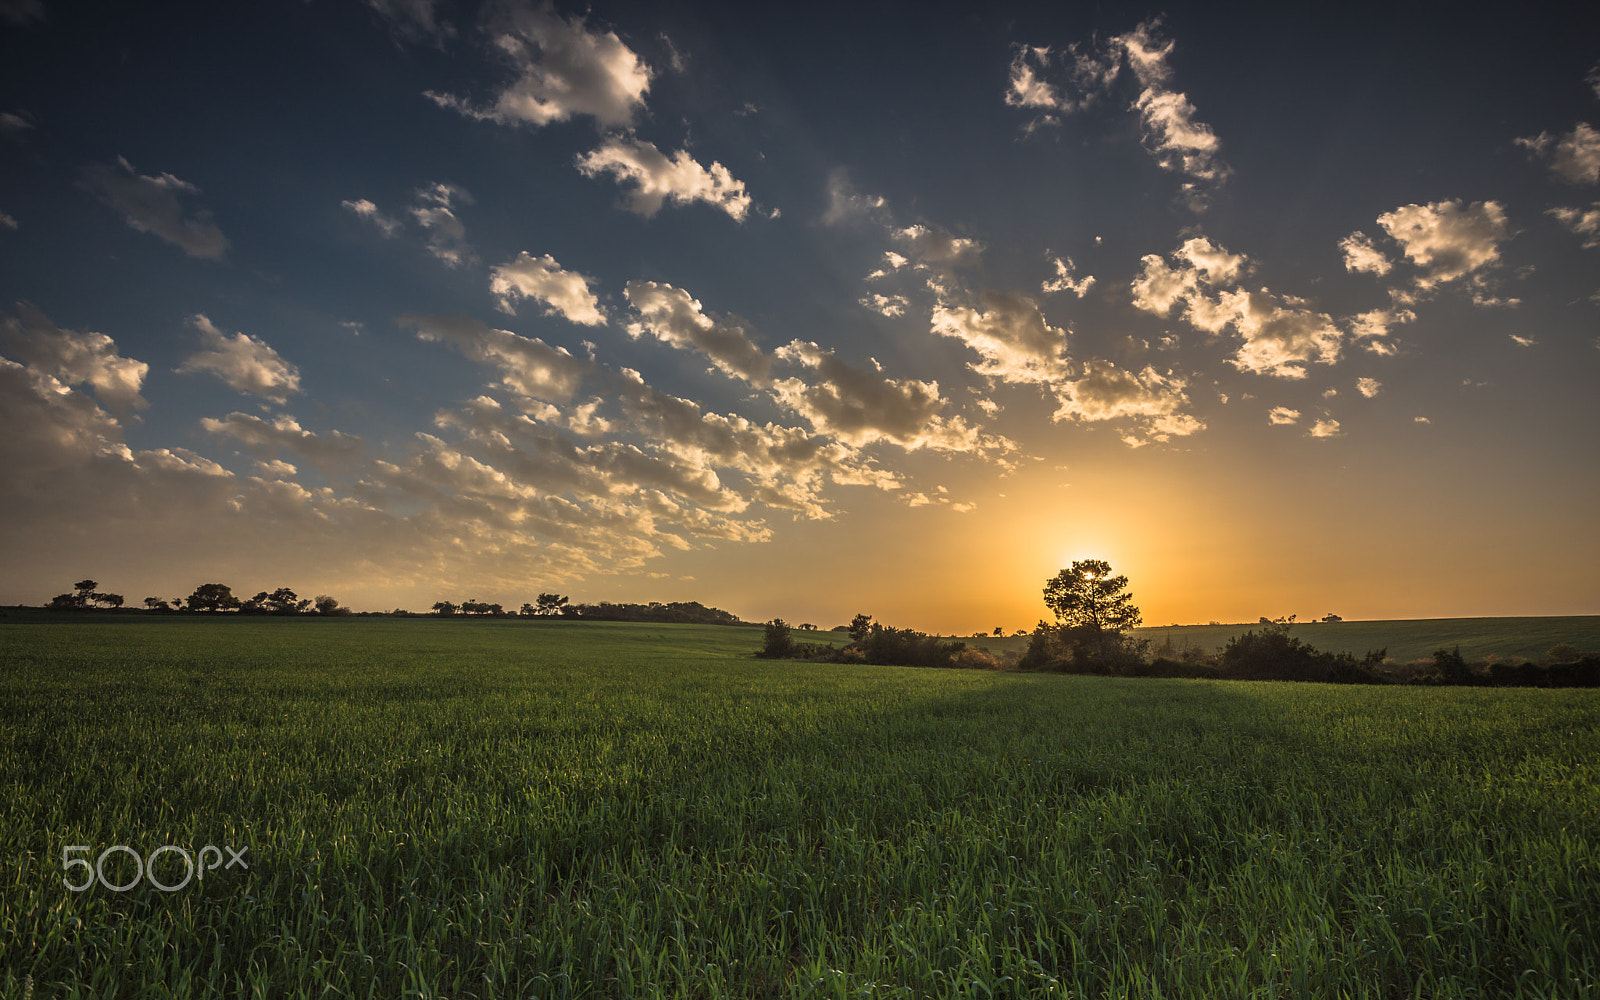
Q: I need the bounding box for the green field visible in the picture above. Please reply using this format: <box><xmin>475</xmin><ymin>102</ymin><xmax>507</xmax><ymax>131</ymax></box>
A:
<box><xmin>3</xmin><ymin>617</ymin><xmax>1599</xmax><ymax>998</ymax></box>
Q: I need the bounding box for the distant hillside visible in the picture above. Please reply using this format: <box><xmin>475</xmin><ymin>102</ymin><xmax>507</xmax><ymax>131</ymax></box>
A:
<box><xmin>1135</xmin><ymin>617</ymin><xmax>1600</xmax><ymax>664</ymax></box>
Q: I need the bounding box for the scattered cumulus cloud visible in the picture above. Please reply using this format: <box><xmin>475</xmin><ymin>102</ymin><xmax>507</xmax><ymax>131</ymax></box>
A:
<box><xmin>1509</xmin><ymin>333</ymin><xmax>1537</xmax><ymax>347</ymax></box>
<box><xmin>624</xmin><ymin>281</ymin><xmax>770</xmax><ymax>383</ymax></box>
<box><xmin>1041</xmin><ymin>255</ymin><xmax>1095</xmax><ymax>296</ymax></box>
<box><xmin>1339</xmin><ymin>231</ymin><xmax>1392</xmax><ymax>275</ymax></box>
<box><xmin>1517</xmin><ymin>123</ymin><xmax>1600</xmax><ymax>185</ymax></box>
<box><xmin>424</xmin><ymin>3</ymin><xmax>651</xmax><ymax>129</ymax></box>
<box><xmin>1268</xmin><ymin>406</ymin><xmax>1299</xmax><ymax>425</ymax></box>
<box><xmin>0</xmin><ymin>212</ymin><xmax>16</xmax><ymax>230</ymax></box>
<box><xmin>342</xmin><ymin>197</ymin><xmax>403</xmax><ymax>236</ymax></box>
<box><xmin>860</xmin><ymin>293</ymin><xmax>909</xmax><ymax>317</ymax></box>
<box><xmin>821</xmin><ymin>169</ymin><xmax>888</xmax><ymax>226</ymax></box>
<box><xmin>930</xmin><ymin>291</ymin><xmax>1071</xmax><ymax>385</ymax></box>
<box><xmin>1052</xmin><ymin>360</ymin><xmax>1202</xmax><ymax>444</ymax></box>
<box><xmin>202</xmin><ymin>412</ymin><xmax>362</xmax><ymax>473</ymax></box>
<box><xmin>1356</xmin><ymin>377</ymin><xmax>1381</xmax><ymax>397</ymax></box>
<box><xmin>1007</xmin><ymin>19</ymin><xmax>1228</xmax><ymax>207</ymax></box>
<box><xmin>1548</xmin><ymin>203</ymin><xmax>1600</xmax><ymax>247</ymax></box>
<box><xmin>83</xmin><ymin>158</ymin><xmax>228</xmax><ymax>259</ymax></box>
<box><xmin>406</xmin><ymin>314</ymin><xmax>590</xmax><ymax>404</ymax></box>
<box><xmin>1309</xmin><ymin>418</ymin><xmax>1342</xmax><ymax>438</ymax></box>
<box><xmin>490</xmin><ymin>252</ymin><xmax>606</xmax><ymax>325</ymax></box>
<box><xmin>1375</xmin><ymin>200</ymin><xmax>1511</xmax><ymax>289</ymax></box>
<box><xmin>894</xmin><ymin>225</ymin><xmax>983</xmax><ymax>269</ymax></box>
<box><xmin>410</xmin><ymin>182</ymin><xmax>476</xmax><ymax>266</ymax></box>
<box><xmin>0</xmin><ymin>302</ymin><xmax>149</xmax><ymax>416</ymax></box>
<box><xmin>576</xmin><ymin>138</ymin><xmax>751</xmax><ymax>220</ymax></box>
<box><xmin>178</xmin><ymin>315</ymin><xmax>302</xmax><ymax>405</ymax></box>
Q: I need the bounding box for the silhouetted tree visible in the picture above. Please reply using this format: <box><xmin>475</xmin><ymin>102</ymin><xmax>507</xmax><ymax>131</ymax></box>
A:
<box><xmin>1042</xmin><ymin>560</ymin><xmax>1142</xmax><ymax>631</ymax></box>
<box><xmin>187</xmin><ymin>583</ymin><xmax>240</xmax><ymax>612</ymax></box>
<box><xmin>98</xmin><ymin>593</ymin><xmax>124</xmax><ymax>609</ymax></box>
<box><xmin>760</xmin><ymin>619</ymin><xmax>795</xmax><ymax>658</ymax></box>
<box><xmin>313</xmin><ymin>594</ymin><xmax>349</xmax><ymax>616</ymax></box>
<box><xmin>431</xmin><ymin>601</ymin><xmax>459</xmax><ymax>617</ymax></box>
<box><xmin>848</xmin><ymin>613</ymin><xmax>874</xmax><ymax>642</ymax></box>
<box><xmin>535</xmin><ymin>593</ymin><xmax>569</xmax><ymax>616</ymax></box>
<box><xmin>518</xmin><ymin>602</ymin><xmax>536</xmax><ymax>617</ymax></box>
<box><xmin>144</xmin><ymin>597</ymin><xmax>169</xmax><ymax>612</ymax></box>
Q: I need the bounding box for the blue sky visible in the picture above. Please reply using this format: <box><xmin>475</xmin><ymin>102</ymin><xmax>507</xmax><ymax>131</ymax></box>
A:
<box><xmin>2</xmin><ymin>0</ymin><xmax>1597</xmax><ymax>630</ymax></box>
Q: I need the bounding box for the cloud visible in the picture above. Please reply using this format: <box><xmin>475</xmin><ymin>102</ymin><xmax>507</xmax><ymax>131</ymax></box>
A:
<box><xmin>0</xmin><ymin>303</ymin><xmax>149</xmax><ymax>416</ymax></box>
<box><xmin>771</xmin><ymin>341</ymin><xmax>992</xmax><ymax>453</ymax></box>
<box><xmin>1008</xmin><ymin>20</ymin><xmax>1227</xmax><ymax>205</ymax></box>
<box><xmin>895</xmin><ymin>225</ymin><xmax>983</xmax><ymax>269</ymax></box>
<box><xmin>1356</xmin><ymin>377</ymin><xmax>1381</xmax><ymax>398</ymax></box>
<box><xmin>1339</xmin><ymin>231</ymin><xmax>1392</xmax><ymax>275</ymax></box>
<box><xmin>424</xmin><ymin>2</ymin><xmax>651</xmax><ymax>129</ymax></box>
<box><xmin>202</xmin><ymin>412</ymin><xmax>363</xmax><ymax>473</ymax></box>
<box><xmin>1517</xmin><ymin>123</ymin><xmax>1600</xmax><ymax>184</ymax></box>
<box><xmin>342</xmin><ymin>197</ymin><xmax>403</xmax><ymax>236</ymax></box>
<box><xmin>178</xmin><ymin>315</ymin><xmax>302</xmax><ymax>405</ymax></box>
<box><xmin>1509</xmin><ymin>333</ymin><xmax>1537</xmax><ymax>347</ymax></box>
<box><xmin>1309</xmin><ymin>418</ymin><xmax>1341</xmax><ymax>438</ymax></box>
<box><xmin>410</xmin><ymin>182</ymin><xmax>475</xmax><ymax>266</ymax></box>
<box><xmin>1052</xmin><ymin>360</ymin><xmax>1202</xmax><ymax>443</ymax></box>
<box><xmin>821</xmin><ymin>169</ymin><xmax>888</xmax><ymax>226</ymax></box>
<box><xmin>575</xmin><ymin>138</ymin><xmax>751</xmax><ymax>220</ymax></box>
<box><xmin>1375</xmin><ymin>200</ymin><xmax>1510</xmax><ymax>288</ymax></box>
<box><xmin>365</xmin><ymin>0</ymin><xmax>454</xmax><ymax>42</ymax></box>
<box><xmin>1131</xmin><ymin>237</ymin><xmax>1339</xmax><ymax>378</ymax></box>
<box><xmin>930</xmin><ymin>291</ymin><xmax>1071</xmax><ymax>385</ymax></box>
<box><xmin>490</xmin><ymin>252</ymin><xmax>606</xmax><ymax>325</ymax></box>
<box><xmin>0</xmin><ymin>111</ymin><xmax>32</xmax><ymax>138</ymax></box>
<box><xmin>1268</xmin><ymin>406</ymin><xmax>1300</xmax><ymax>425</ymax></box>
<box><xmin>860</xmin><ymin>293</ymin><xmax>909</xmax><ymax>317</ymax></box>
<box><xmin>0</xmin><ymin>212</ymin><xmax>15</xmax><ymax>230</ymax></box>
<box><xmin>83</xmin><ymin>158</ymin><xmax>228</xmax><ymax>259</ymax></box>
<box><xmin>623</xmin><ymin>281</ymin><xmax>770</xmax><ymax>383</ymax></box>
<box><xmin>1549</xmin><ymin>203</ymin><xmax>1600</xmax><ymax>247</ymax></box>
<box><xmin>1041</xmin><ymin>255</ymin><xmax>1095</xmax><ymax>297</ymax></box>
<box><xmin>406</xmin><ymin>314</ymin><xmax>590</xmax><ymax>404</ymax></box>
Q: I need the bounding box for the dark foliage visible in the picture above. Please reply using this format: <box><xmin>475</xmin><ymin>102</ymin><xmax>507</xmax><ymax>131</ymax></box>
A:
<box><xmin>1018</xmin><ymin>623</ymin><xmax>1150</xmax><ymax>674</ymax></box>
<box><xmin>566</xmin><ymin>601</ymin><xmax>742</xmax><ymax>625</ymax></box>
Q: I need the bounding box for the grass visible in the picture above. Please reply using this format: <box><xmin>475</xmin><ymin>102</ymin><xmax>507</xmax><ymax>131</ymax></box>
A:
<box><xmin>2</xmin><ymin>617</ymin><xmax>1599</xmax><ymax>997</ymax></box>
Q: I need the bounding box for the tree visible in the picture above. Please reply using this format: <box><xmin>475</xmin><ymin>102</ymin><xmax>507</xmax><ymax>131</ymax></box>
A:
<box><xmin>187</xmin><ymin>583</ymin><xmax>240</xmax><ymax>612</ymax></box>
<box><xmin>98</xmin><ymin>593</ymin><xmax>124</xmax><ymax>609</ymax></box>
<box><xmin>1042</xmin><ymin>560</ymin><xmax>1142</xmax><ymax>632</ymax></box>
<box><xmin>848</xmin><ymin>613</ymin><xmax>874</xmax><ymax>642</ymax></box>
<box><xmin>313</xmin><ymin>594</ymin><xmax>349</xmax><ymax>616</ymax></box>
<box><xmin>535</xmin><ymin>593</ymin><xmax>569</xmax><ymax>616</ymax></box>
<box><xmin>431</xmin><ymin>601</ymin><xmax>459</xmax><ymax>617</ymax></box>
<box><xmin>760</xmin><ymin>618</ymin><xmax>794</xmax><ymax>658</ymax></box>
<box><xmin>144</xmin><ymin>597</ymin><xmax>169</xmax><ymax>612</ymax></box>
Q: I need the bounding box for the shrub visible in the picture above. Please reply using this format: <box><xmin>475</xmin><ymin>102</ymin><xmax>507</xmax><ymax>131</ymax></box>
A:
<box><xmin>759</xmin><ymin>619</ymin><xmax>794</xmax><ymax>659</ymax></box>
<box><xmin>1547</xmin><ymin>643</ymin><xmax>1581</xmax><ymax>663</ymax></box>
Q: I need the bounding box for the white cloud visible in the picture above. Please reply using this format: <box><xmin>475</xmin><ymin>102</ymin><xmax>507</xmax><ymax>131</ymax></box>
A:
<box><xmin>178</xmin><ymin>315</ymin><xmax>301</xmax><ymax>405</ymax></box>
<box><xmin>1052</xmin><ymin>361</ymin><xmax>1203</xmax><ymax>443</ymax></box>
<box><xmin>1356</xmin><ymin>377</ymin><xmax>1381</xmax><ymax>398</ymax></box>
<box><xmin>424</xmin><ymin>3</ymin><xmax>651</xmax><ymax>129</ymax></box>
<box><xmin>1132</xmin><ymin>87</ymin><xmax>1228</xmax><ymax>196</ymax></box>
<box><xmin>1548</xmin><ymin>203</ymin><xmax>1600</xmax><ymax>247</ymax></box>
<box><xmin>1041</xmin><ymin>255</ymin><xmax>1095</xmax><ymax>297</ymax></box>
<box><xmin>929</xmin><ymin>291</ymin><xmax>1071</xmax><ymax>385</ymax></box>
<box><xmin>623</xmin><ymin>281</ymin><xmax>770</xmax><ymax>383</ymax></box>
<box><xmin>1339</xmin><ymin>231</ymin><xmax>1392</xmax><ymax>275</ymax></box>
<box><xmin>1517</xmin><ymin>123</ymin><xmax>1600</xmax><ymax>184</ymax></box>
<box><xmin>860</xmin><ymin>293</ymin><xmax>909</xmax><ymax>317</ymax></box>
<box><xmin>1268</xmin><ymin>406</ymin><xmax>1300</xmax><ymax>425</ymax></box>
<box><xmin>406</xmin><ymin>314</ymin><xmax>590</xmax><ymax>404</ymax></box>
<box><xmin>490</xmin><ymin>252</ymin><xmax>606</xmax><ymax>325</ymax></box>
<box><xmin>1131</xmin><ymin>237</ymin><xmax>1339</xmax><ymax>378</ymax></box>
<box><xmin>83</xmin><ymin>158</ymin><xmax>228</xmax><ymax>259</ymax></box>
<box><xmin>1414</xmin><ymin>415</ymin><xmax>1430</xmax><ymax>424</ymax></box>
<box><xmin>576</xmin><ymin>138</ymin><xmax>751</xmax><ymax>220</ymax></box>
<box><xmin>1509</xmin><ymin>333</ymin><xmax>1537</xmax><ymax>347</ymax></box>
<box><xmin>1375</xmin><ymin>199</ymin><xmax>1511</xmax><ymax>288</ymax></box>
<box><xmin>342</xmin><ymin>197</ymin><xmax>403</xmax><ymax>237</ymax></box>
<box><xmin>1346</xmin><ymin>307</ymin><xmax>1413</xmax><ymax>343</ymax></box>
<box><xmin>410</xmin><ymin>182</ymin><xmax>476</xmax><ymax>267</ymax></box>
<box><xmin>0</xmin><ymin>303</ymin><xmax>149</xmax><ymax>416</ymax></box>
<box><xmin>1309</xmin><ymin>418</ymin><xmax>1341</xmax><ymax>438</ymax></box>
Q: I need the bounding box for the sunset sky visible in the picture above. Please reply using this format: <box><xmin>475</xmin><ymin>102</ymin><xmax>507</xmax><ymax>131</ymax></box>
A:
<box><xmin>2</xmin><ymin>1</ymin><xmax>1597</xmax><ymax>632</ymax></box>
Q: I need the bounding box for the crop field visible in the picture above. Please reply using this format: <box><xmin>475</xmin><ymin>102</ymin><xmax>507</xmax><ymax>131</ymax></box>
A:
<box><xmin>2</xmin><ymin>617</ymin><xmax>1599</xmax><ymax>998</ymax></box>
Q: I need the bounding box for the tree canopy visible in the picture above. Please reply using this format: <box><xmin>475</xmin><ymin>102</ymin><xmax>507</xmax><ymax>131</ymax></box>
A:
<box><xmin>1042</xmin><ymin>559</ymin><xmax>1142</xmax><ymax>632</ymax></box>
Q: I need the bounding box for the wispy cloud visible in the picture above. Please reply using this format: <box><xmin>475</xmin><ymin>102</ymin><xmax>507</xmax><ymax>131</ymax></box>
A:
<box><xmin>576</xmin><ymin>138</ymin><xmax>752</xmax><ymax>220</ymax></box>
<box><xmin>178</xmin><ymin>315</ymin><xmax>301</xmax><ymax>405</ymax></box>
<box><xmin>83</xmin><ymin>158</ymin><xmax>227</xmax><ymax>259</ymax></box>
<box><xmin>491</xmin><ymin>252</ymin><xmax>606</xmax><ymax>325</ymax></box>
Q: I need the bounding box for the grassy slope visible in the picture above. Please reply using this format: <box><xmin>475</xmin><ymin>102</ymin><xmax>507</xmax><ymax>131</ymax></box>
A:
<box><xmin>2</xmin><ymin>618</ymin><xmax>1599</xmax><ymax>998</ymax></box>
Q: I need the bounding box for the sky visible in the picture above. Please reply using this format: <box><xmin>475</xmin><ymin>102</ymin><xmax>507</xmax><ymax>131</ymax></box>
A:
<box><xmin>1</xmin><ymin>0</ymin><xmax>1598</xmax><ymax>633</ymax></box>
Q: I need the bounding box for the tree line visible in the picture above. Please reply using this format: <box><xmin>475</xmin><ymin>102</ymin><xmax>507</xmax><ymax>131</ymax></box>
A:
<box><xmin>44</xmin><ymin>580</ymin><xmax>348</xmax><ymax>615</ymax></box>
<box><xmin>757</xmin><ymin>560</ymin><xmax>1600</xmax><ymax>688</ymax></box>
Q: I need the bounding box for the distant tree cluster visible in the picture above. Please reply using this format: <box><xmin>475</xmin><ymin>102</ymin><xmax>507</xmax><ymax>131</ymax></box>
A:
<box><xmin>759</xmin><ymin>614</ymin><xmax>998</xmax><ymax>670</ymax></box>
<box><xmin>43</xmin><ymin>580</ymin><xmax>349</xmax><ymax>616</ymax></box>
<box><xmin>424</xmin><ymin>596</ymin><xmax>744</xmax><ymax>625</ymax></box>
